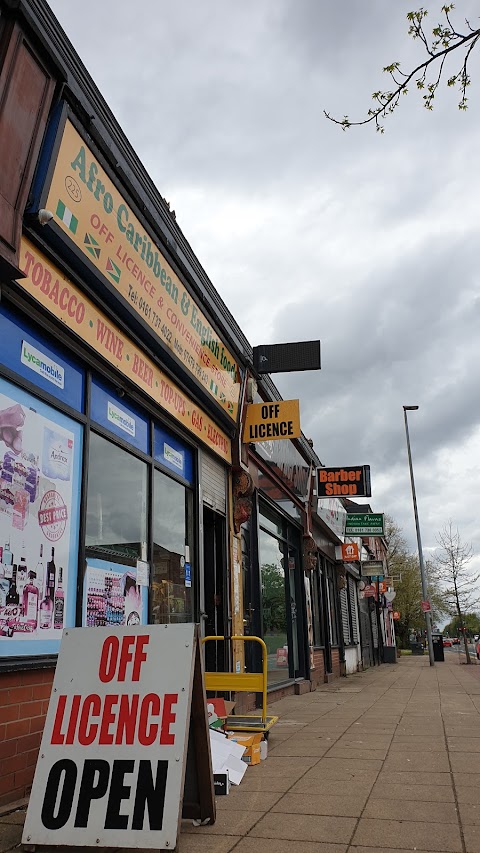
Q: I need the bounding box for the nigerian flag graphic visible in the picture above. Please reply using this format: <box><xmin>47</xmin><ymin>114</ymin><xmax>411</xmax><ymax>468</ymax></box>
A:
<box><xmin>56</xmin><ymin>200</ymin><xmax>78</xmax><ymax>234</ymax></box>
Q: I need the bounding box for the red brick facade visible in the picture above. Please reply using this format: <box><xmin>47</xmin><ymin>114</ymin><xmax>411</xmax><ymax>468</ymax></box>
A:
<box><xmin>0</xmin><ymin>668</ymin><xmax>54</xmax><ymax>806</ymax></box>
<box><xmin>331</xmin><ymin>647</ymin><xmax>342</xmax><ymax>679</ymax></box>
<box><xmin>311</xmin><ymin>649</ymin><xmax>325</xmax><ymax>688</ymax></box>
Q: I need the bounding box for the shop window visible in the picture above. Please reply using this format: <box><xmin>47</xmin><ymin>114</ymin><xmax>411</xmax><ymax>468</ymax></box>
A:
<box><xmin>90</xmin><ymin>379</ymin><xmax>149</xmax><ymax>454</ymax></box>
<box><xmin>258</xmin><ymin>523</ymin><xmax>301</xmax><ymax>686</ymax></box>
<box><xmin>0</xmin><ymin>376</ymin><xmax>83</xmax><ymax>657</ymax></box>
<box><xmin>259</xmin><ymin>509</ymin><xmax>285</xmax><ymax>539</ymax></box>
<box><xmin>151</xmin><ymin>469</ymin><xmax>193</xmax><ymax>624</ymax></box>
<box><xmin>85</xmin><ymin>432</ymin><xmax>147</xmax><ymax>563</ymax></box>
<box><xmin>154</xmin><ymin>424</ymin><xmax>193</xmax><ymax>483</ymax></box>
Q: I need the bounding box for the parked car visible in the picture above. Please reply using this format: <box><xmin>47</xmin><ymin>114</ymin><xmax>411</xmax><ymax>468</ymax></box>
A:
<box><xmin>451</xmin><ymin>637</ymin><xmax>460</xmax><ymax>645</ymax></box>
<box><xmin>443</xmin><ymin>638</ymin><xmax>452</xmax><ymax>647</ymax></box>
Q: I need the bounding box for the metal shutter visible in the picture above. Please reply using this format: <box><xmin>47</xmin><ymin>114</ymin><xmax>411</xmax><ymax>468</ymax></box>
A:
<box><xmin>340</xmin><ymin>586</ymin><xmax>350</xmax><ymax>646</ymax></box>
<box><xmin>348</xmin><ymin>576</ymin><xmax>359</xmax><ymax>644</ymax></box>
<box><xmin>371</xmin><ymin>609</ymin><xmax>379</xmax><ymax>648</ymax></box>
<box><xmin>201</xmin><ymin>452</ymin><xmax>226</xmax><ymax>514</ymax></box>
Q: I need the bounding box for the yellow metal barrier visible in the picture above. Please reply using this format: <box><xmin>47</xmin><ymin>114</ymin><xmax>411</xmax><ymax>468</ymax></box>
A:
<box><xmin>201</xmin><ymin>635</ymin><xmax>278</xmax><ymax>735</ymax></box>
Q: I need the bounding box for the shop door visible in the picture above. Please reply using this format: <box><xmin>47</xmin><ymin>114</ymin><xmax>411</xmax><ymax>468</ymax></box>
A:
<box><xmin>203</xmin><ymin>506</ymin><xmax>228</xmax><ymax>673</ymax></box>
<box><xmin>287</xmin><ymin>549</ymin><xmax>301</xmax><ymax>678</ymax></box>
<box><xmin>258</xmin><ymin>525</ymin><xmax>304</xmax><ymax>686</ymax></box>
<box><xmin>321</xmin><ymin>569</ymin><xmax>333</xmax><ymax>674</ymax></box>
<box><xmin>359</xmin><ymin>597</ymin><xmax>374</xmax><ymax>668</ymax></box>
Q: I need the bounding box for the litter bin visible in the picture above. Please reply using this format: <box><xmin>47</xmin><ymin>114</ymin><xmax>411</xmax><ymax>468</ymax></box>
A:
<box><xmin>432</xmin><ymin>633</ymin><xmax>445</xmax><ymax>662</ymax></box>
<box><xmin>383</xmin><ymin>646</ymin><xmax>397</xmax><ymax>664</ymax></box>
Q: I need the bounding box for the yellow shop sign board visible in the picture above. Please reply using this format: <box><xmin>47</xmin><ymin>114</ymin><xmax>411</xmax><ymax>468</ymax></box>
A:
<box><xmin>243</xmin><ymin>400</ymin><xmax>301</xmax><ymax>443</ymax></box>
<box><xmin>44</xmin><ymin>119</ymin><xmax>240</xmax><ymax>421</ymax></box>
<box><xmin>18</xmin><ymin>238</ymin><xmax>231</xmax><ymax>463</ymax></box>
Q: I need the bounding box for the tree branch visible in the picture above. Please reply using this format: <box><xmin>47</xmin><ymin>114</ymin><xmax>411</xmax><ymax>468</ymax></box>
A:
<box><xmin>325</xmin><ymin>6</ymin><xmax>480</xmax><ymax>132</ymax></box>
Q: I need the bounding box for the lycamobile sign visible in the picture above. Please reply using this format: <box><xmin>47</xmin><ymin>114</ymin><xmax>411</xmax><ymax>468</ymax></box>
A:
<box><xmin>21</xmin><ymin>341</ymin><xmax>64</xmax><ymax>388</ymax></box>
<box><xmin>107</xmin><ymin>402</ymin><xmax>136</xmax><ymax>437</ymax></box>
<box><xmin>345</xmin><ymin>513</ymin><xmax>384</xmax><ymax>536</ymax></box>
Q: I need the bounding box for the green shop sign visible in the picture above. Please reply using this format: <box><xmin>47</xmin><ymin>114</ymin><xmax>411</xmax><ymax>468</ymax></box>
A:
<box><xmin>345</xmin><ymin>513</ymin><xmax>384</xmax><ymax>535</ymax></box>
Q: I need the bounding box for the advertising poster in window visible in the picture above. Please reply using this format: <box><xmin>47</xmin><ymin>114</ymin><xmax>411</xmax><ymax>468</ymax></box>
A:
<box><xmin>83</xmin><ymin>559</ymin><xmax>148</xmax><ymax>627</ymax></box>
<box><xmin>0</xmin><ymin>377</ymin><xmax>82</xmax><ymax>656</ymax></box>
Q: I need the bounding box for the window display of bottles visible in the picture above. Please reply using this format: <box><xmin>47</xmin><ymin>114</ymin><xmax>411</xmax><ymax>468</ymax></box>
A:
<box><xmin>86</xmin><ymin>571</ymin><xmax>126</xmax><ymax>627</ymax></box>
<box><xmin>0</xmin><ymin>540</ymin><xmax>67</xmax><ymax>637</ymax></box>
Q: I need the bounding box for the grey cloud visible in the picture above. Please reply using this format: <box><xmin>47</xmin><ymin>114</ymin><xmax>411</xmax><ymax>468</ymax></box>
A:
<box><xmin>48</xmin><ymin>0</ymin><xmax>480</xmax><ymax>562</ymax></box>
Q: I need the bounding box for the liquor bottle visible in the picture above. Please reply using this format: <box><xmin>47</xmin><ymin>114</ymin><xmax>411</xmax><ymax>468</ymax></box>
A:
<box><xmin>47</xmin><ymin>547</ymin><xmax>56</xmax><ymax>597</ymax></box>
<box><xmin>3</xmin><ymin>541</ymin><xmax>12</xmax><ymax>566</ymax></box>
<box><xmin>3</xmin><ymin>541</ymin><xmax>12</xmax><ymax>579</ymax></box>
<box><xmin>23</xmin><ymin>571</ymin><xmax>39</xmax><ymax>629</ymax></box>
<box><xmin>54</xmin><ymin>566</ymin><xmax>64</xmax><ymax>630</ymax></box>
<box><xmin>35</xmin><ymin>544</ymin><xmax>44</xmax><ymax>600</ymax></box>
<box><xmin>39</xmin><ymin>584</ymin><xmax>53</xmax><ymax>629</ymax></box>
<box><xmin>6</xmin><ymin>564</ymin><xmax>19</xmax><ymax>605</ymax></box>
<box><xmin>17</xmin><ymin>544</ymin><xmax>27</xmax><ymax>604</ymax></box>
<box><xmin>40</xmin><ymin>553</ymin><xmax>54</xmax><ymax>630</ymax></box>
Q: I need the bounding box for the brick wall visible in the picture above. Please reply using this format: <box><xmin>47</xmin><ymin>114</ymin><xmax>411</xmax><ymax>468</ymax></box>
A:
<box><xmin>331</xmin><ymin>647</ymin><xmax>341</xmax><ymax>679</ymax></box>
<box><xmin>311</xmin><ymin>649</ymin><xmax>325</xmax><ymax>689</ymax></box>
<box><xmin>0</xmin><ymin>668</ymin><xmax>54</xmax><ymax>807</ymax></box>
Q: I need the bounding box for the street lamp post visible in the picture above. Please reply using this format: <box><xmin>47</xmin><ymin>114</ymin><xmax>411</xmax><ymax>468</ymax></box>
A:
<box><xmin>403</xmin><ymin>405</ymin><xmax>435</xmax><ymax>667</ymax></box>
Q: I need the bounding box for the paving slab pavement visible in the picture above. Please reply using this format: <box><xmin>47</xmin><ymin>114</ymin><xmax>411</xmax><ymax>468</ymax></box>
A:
<box><xmin>3</xmin><ymin>655</ymin><xmax>480</xmax><ymax>853</ymax></box>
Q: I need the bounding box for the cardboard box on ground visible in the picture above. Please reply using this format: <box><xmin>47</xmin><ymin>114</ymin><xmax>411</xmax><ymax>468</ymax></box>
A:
<box><xmin>207</xmin><ymin>699</ymin><xmax>268</xmax><ymax>792</ymax></box>
<box><xmin>227</xmin><ymin>732</ymin><xmax>263</xmax><ymax>765</ymax></box>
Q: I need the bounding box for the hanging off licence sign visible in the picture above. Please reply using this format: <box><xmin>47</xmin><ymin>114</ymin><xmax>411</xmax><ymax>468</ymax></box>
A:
<box><xmin>243</xmin><ymin>400</ymin><xmax>301</xmax><ymax>443</ymax></box>
<box><xmin>23</xmin><ymin>624</ymin><xmax>209</xmax><ymax>849</ymax></box>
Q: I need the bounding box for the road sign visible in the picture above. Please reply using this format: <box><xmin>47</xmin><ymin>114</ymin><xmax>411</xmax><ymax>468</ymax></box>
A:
<box><xmin>23</xmin><ymin>624</ymin><xmax>214</xmax><ymax>850</ymax></box>
<box><xmin>341</xmin><ymin>542</ymin><xmax>360</xmax><ymax>561</ymax></box>
<box><xmin>363</xmin><ymin>584</ymin><xmax>377</xmax><ymax>598</ymax></box>
<box><xmin>345</xmin><ymin>513</ymin><xmax>384</xmax><ymax>535</ymax></box>
<box><xmin>421</xmin><ymin>600</ymin><xmax>432</xmax><ymax>612</ymax></box>
<box><xmin>243</xmin><ymin>400</ymin><xmax>301</xmax><ymax>443</ymax></box>
<box><xmin>393</xmin><ymin>611</ymin><xmax>401</xmax><ymax>620</ymax></box>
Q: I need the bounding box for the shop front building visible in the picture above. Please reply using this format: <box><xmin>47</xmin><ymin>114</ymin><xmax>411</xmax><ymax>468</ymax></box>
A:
<box><xmin>239</xmin><ymin>418</ymin><xmax>313</xmax><ymax>701</ymax></box>
<box><xmin>311</xmin><ymin>498</ymin><xmax>347</xmax><ymax>682</ymax></box>
<box><xmin>0</xmin><ymin>0</ymin><xmax>248</xmax><ymax>806</ymax></box>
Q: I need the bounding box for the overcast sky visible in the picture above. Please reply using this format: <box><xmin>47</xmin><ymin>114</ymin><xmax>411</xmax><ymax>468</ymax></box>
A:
<box><xmin>48</xmin><ymin>1</ymin><xmax>480</xmax><ymax>585</ymax></box>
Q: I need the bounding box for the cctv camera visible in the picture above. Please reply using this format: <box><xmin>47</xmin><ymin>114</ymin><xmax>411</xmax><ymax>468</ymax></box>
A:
<box><xmin>38</xmin><ymin>209</ymin><xmax>54</xmax><ymax>226</ymax></box>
